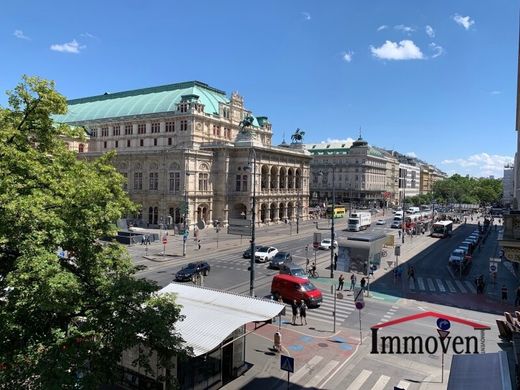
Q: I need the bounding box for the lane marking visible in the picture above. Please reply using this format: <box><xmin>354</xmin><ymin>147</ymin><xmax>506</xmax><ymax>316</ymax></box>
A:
<box><xmin>465</xmin><ymin>280</ymin><xmax>477</xmax><ymax>294</ymax></box>
<box><xmin>417</xmin><ymin>277</ymin><xmax>425</xmax><ymax>290</ymax></box>
<box><xmin>396</xmin><ymin>380</ymin><xmax>411</xmax><ymax>389</ymax></box>
<box><xmin>346</xmin><ymin>369</ymin><xmax>372</xmax><ymax>390</ymax></box>
<box><xmin>372</xmin><ymin>375</ymin><xmax>390</xmax><ymax>390</ymax></box>
<box><xmin>436</xmin><ymin>278</ymin><xmax>446</xmax><ymax>292</ymax></box>
<box><xmin>446</xmin><ymin>280</ymin><xmax>457</xmax><ymax>293</ymax></box>
<box><xmin>455</xmin><ymin>280</ymin><xmax>467</xmax><ymax>293</ymax></box>
<box><xmin>291</xmin><ymin>355</ymin><xmax>323</xmax><ymax>383</ymax></box>
<box><xmin>305</xmin><ymin>360</ymin><xmax>339</xmax><ymax>388</ymax></box>
<box><xmin>427</xmin><ymin>278</ymin><xmax>435</xmax><ymax>291</ymax></box>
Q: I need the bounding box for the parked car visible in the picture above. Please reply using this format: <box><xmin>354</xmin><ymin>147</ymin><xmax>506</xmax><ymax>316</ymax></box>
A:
<box><xmin>270</xmin><ymin>251</ymin><xmax>293</xmax><ymax>269</ymax></box>
<box><xmin>391</xmin><ymin>221</ymin><xmax>402</xmax><ymax>229</ymax></box>
<box><xmin>319</xmin><ymin>238</ymin><xmax>338</xmax><ymax>250</ymax></box>
<box><xmin>243</xmin><ymin>245</ymin><xmax>261</xmax><ymax>259</ymax></box>
<box><xmin>271</xmin><ymin>274</ymin><xmax>322</xmax><ymax>307</ymax></box>
<box><xmin>255</xmin><ymin>246</ymin><xmax>279</xmax><ymax>263</ymax></box>
<box><xmin>175</xmin><ymin>261</ymin><xmax>210</xmax><ymax>281</ymax></box>
<box><xmin>448</xmin><ymin>249</ymin><xmax>466</xmax><ymax>265</ymax></box>
<box><xmin>376</xmin><ymin>219</ymin><xmax>386</xmax><ymax>225</ymax></box>
<box><xmin>279</xmin><ymin>263</ymin><xmax>307</xmax><ymax>279</ymax></box>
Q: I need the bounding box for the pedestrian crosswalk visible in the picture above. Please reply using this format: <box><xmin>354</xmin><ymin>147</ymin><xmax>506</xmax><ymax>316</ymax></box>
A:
<box><xmin>290</xmin><ymin>357</ymin><xmax>416</xmax><ymax>389</ymax></box>
<box><xmin>307</xmin><ymin>291</ymin><xmax>355</xmax><ymax>325</ymax></box>
<box><xmin>409</xmin><ymin>276</ymin><xmax>477</xmax><ymax>294</ymax></box>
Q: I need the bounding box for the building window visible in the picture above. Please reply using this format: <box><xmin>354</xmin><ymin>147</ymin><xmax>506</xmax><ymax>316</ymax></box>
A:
<box><xmin>113</xmin><ymin>125</ymin><xmax>120</xmax><ymax>136</ymax></box>
<box><xmin>180</xmin><ymin>120</ymin><xmax>188</xmax><ymax>131</ymax></box>
<box><xmin>124</xmin><ymin>124</ymin><xmax>133</xmax><ymax>135</ymax></box>
<box><xmin>115</xmin><ymin>140</ymin><xmax>119</xmax><ymax>148</ymax></box>
<box><xmin>198</xmin><ymin>173</ymin><xmax>209</xmax><ymax>191</ymax></box>
<box><xmin>236</xmin><ymin>175</ymin><xmax>241</xmax><ymax>191</ymax></box>
<box><xmin>138</xmin><ymin>124</ymin><xmax>146</xmax><ymax>134</ymax></box>
<box><xmin>169</xmin><ymin>172</ymin><xmax>180</xmax><ymax>192</ymax></box>
<box><xmin>140</xmin><ymin>139</ymin><xmax>144</xmax><ymax>147</ymax></box>
<box><xmin>153</xmin><ymin>138</ymin><xmax>157</xmax><ymax>146</ymax></box>
<box><xmin>168</xmin><ymin>137</ymin><xmax>172</xmax><ymax>146</ymax></box>
<box><xmin>148</xmin><ymin>207</ymin><xmax>159</xmax><ymax>225</ymax></box>
<box><xmin>101</xmin><ymin>126</ymin><xmax>109</xmax><ymax>137</ymax></box>
<box><xmin>149</xmin><ymin>172</ymin><xmax>158</xmax><ymax>191</ymax></box>
<box><xmin>165</xmin><ymin>121</ymin><xmax>175</xmax><ymax>132</ymax></box>
<box><xmin>133</xmin><ymin>172</ymin><xmax>143</xmax><ymax>190</ymax></box>
<box><xmin>180</xmin><ymin>103</ymin><xmax>187</xmax><ymax>113</ymax></box>
<box><xmin>103</xmin><ymin>141</ymin><xmax>107</xmax><ymax>149</ymax></box>
<box><xmin>127</xmin><ymin>139</ymin><xmax>131</xmax><ymax>147</ymax></box>
<box><xmin>151</xmin><ymin>122</ymin><xmax>160</xmax><ymax>133</ymax></box>
<box><xmin>91</xmin><ymin>128</ymin><xmax>97</xmax><ymax>137</ymax></box>
<box><xmin>242</xmin><ymin>175</ymin><xmax>248</xmax><ymax>191</ymax></box>
<box><xmin>78</xmin><ymin>144</ymin><xmax>84</xmax><ymax>153</ymax></box>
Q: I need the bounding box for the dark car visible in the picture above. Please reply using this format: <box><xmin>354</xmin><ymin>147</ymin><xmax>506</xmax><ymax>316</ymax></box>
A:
<box><xmin>243</xmin><ymin>245</ymin><xmax>261</xmax><ymax>259</ymax></box>
<box><xmin>279</xmin><ymin>263</ymin><xmax>307</xmax><ymax>279</ymax></box>
<box><xmin>175</xmin><ymin>261</ymin><xmax>210</xmax><ymax>282</ymax></box>
<box><xmin>270</xmin><ymin>252</ymin><xmax>293</xmax><ymax>269</ymax></box>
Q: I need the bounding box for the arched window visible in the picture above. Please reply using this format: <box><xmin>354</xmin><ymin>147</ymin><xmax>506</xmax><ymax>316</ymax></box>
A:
<box><xmin>153</xmin><ymin>207</ymin><xmax>159</xmax><ymax>225</ymax></box>
<box><xmin>148</xmin><ymin>207</ymin><xmax>153</xmax><ymax>225</ymax></box>
<box><xmin>78</xmin><ymin>144</ymin><xmax>84</xmax><ymax>153</ymax></box>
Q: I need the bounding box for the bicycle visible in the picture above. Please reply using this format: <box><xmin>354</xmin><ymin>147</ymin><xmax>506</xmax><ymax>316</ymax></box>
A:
<box><xmin>308</xmin><ymin>269</ymin><xmax>319</xmax><ymax>278</ymax></box>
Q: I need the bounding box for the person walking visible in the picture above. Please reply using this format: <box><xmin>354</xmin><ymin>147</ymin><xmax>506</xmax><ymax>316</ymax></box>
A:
<box><xmin>407</xmin><ymin>265</ymin><xmax>416</xmax><ymax>282</ymax></box>
<box><xmin>291</xmin><ymin>300</ymin><xmax>299</xmax><ymax>325</ymax></box>
<box><xmin>360</xmin><ymin>277</ymin><xmax>367</xmax><ymax>292</ymax></box>
<box><xmin>197</xmin><ymin>239</ymin><xmax>201</xmax><ymax>250</ymax></box>
<box><xmin>515</xmin><ymin>286</ymin><xmax>520</xmax><ymax>306</ymax></box>
<box><xmin>501</xmin><ymin>285</ymin><xmax>508</xmax><ymax>302</ymax></box>
<box><xmin>338</xmin><ymin>274</ymin><xmax>345</xmax><ymax>291</ymax></box>
<box><xmin>334</xmin><ymin>252</ymin><xmax>338</xmax><ymax>270</ymax></box>
<box><xmin>349</xmin><ymin>273</ymin><xmax>357</xmax><ymax>291</ymax></box>
<box><xmin>299</xmin><ymin>301</ymin><xmax>307</xmax><ymax>325</ymax></box>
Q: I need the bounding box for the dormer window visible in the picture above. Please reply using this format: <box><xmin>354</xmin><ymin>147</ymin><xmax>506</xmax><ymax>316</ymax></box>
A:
<box><xmin>179</xmin><ymin>103</ymin><xmax>188</xmax><ymax>113</ymax></box>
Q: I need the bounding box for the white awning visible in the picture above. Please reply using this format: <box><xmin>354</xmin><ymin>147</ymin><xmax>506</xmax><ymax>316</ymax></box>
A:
<box><xmin>158</xmin><ymin>283</ymin><xmax>285</xmax><ymax>357</ymax></box>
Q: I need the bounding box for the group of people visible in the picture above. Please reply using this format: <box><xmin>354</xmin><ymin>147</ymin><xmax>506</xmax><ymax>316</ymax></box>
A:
<box><xmin>290</xmin><ymin>299</ymin><xmax>308</xmax><ymax>325</ymax></box>
<box><xmin>337</xmin><ymin>273</ymin><xmax>367</xmax><ymax>293</ymax></box>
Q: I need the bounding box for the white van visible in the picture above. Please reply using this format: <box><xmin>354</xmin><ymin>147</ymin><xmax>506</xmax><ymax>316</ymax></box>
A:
<box><xmin>394</xmin><ymin>210</ymin><xmax>404</xmax><ymax>217</ymax></box>
<box><xmin>407</xmin><ymin>207</ymin><xmax>420</xmax><ymax>214</ymax></box>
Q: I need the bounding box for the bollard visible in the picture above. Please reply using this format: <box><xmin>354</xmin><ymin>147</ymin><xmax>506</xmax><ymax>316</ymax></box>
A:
<box><xmin>274</xmin><ymin>332</ymin><xmax>282</xmax><ymax>353</ymax></box>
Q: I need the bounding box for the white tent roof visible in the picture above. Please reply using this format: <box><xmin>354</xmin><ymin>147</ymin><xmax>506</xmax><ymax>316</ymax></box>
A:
<box><xmin>158</xmin><ymin>283</ymin><xmax>285</xmax><ymax>357</ymax></box>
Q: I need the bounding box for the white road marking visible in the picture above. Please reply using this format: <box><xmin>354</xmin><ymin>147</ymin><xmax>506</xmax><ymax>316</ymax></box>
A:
<box><xmin>446</xmin><ymin>280</ymin><xmax>457</xmax><ymax>293</ymax></box>
<box><xmin>346</xmin><ymin>369</ymin><xmax>372</xmax><ymax>390</ymax></box>
<box><xmin>455</xmin><ymin>280</ymin><xmax>467</xmax><ymax>293</ymax></box>
<box><xmin>291</xmin><ymin>355</ymin><xmax>323</xmax><ymax>383</ymax></box>
<box><xmin>417</xmin><ymin>277</ymin><xmax>426</xmax><ymax>290</ymax></box>
<box><xmin>409</xmin><ymin>278</ymin><xmax>415</xmax><ymax>290</ymax></box>
<box><xmin>372</xmin><ymin>375</ymin><xmax>391</xmax><ymax>390</ymax></box>
<box><xmin>427</xmin><ymin>278</ymin><xmax>436</xmax><ymax>291</ymax></box>
<box><xmin>396</xmin><ymin>380</ymin><xmax>411</xmax><ymax>389</ymax></box>
<box><xmin>305</xmin><ymin>360</ymin><xmax>339</xmax><ymax>388</ymax></box>
<box><xmin>436</xmin><ymin>278</ymin><xmax>446</xmax><ymax>292</ymax></box>
<box><xmin>465</xmin><ymin>280</ymin><xmax>477</xmax><ymax>293</ymax></box>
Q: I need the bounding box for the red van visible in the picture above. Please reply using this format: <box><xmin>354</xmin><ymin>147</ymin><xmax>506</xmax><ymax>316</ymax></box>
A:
<box><xmin>271</xmin><ymin>274</ymin><xmax>323</xmax><ymax>307</ymax></box>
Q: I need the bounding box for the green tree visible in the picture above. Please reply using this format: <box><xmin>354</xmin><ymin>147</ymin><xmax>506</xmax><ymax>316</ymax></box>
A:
<box><xmin>0</xmin><ymin>76</ymin><xmax>189</xmax><ymax>389</ymax></box>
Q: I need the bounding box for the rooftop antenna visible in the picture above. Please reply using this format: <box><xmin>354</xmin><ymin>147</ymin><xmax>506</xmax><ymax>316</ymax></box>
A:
<box><xmin>282</xmin><ymin>131</ymin><xmax>286</xmax><ymax>143</ymax></box>
<box><xmin>359</xmin><ymin>127</ymin><xmax>362</xmax><ymax>139</ymax></box>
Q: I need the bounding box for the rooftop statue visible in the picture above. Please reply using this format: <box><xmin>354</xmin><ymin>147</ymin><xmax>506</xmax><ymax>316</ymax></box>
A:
<box><xmin>291</xmin><ymin>128</ymin><xmax>305</xmax><ymax>143</ymax></box>
<box><xmin>239</xmin><ymin>115</ymin><xmax>255</xmax><ymax>133</ymax></box>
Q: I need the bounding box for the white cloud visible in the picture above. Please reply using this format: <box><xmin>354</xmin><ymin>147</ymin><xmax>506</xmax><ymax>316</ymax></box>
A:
<box><xmin>14</xmin><ymin>30</ymin><xmax>30</xmax><ymax>40</ymax></box>
<box><xmin>394</xmin><ymin>24</ymin><xmax>415</xmax><ymax>34</ymax></box>
<box><xmin>425</xmin><ymin>25</ymin><xmax>435</xmax><ymax>38</ymax></box>
<box><xmin>302</xmin><ymin>12</ymin><xmax>311</xmax><ymax>21</ymax></box>
<box><xmin>491</xmin><ymin>90</ymin><xmax>502</xmax><ymax>95</ymax></box>
<box><xmin>377</xmin><ymin>25</ymin><xmax>388</xmax><ymax>31</ymax></box>
<box><xmin>441</xmin><ymin>153</ymin><xmax>513</xmax><ymax>178</ymax></box>
<box><xmin>80</xmin><ymin>32</ymin><xmax>96</xmax><ymax>39</ymax></box>
<box><xmin>429</xmin><ymin>42</ymin><xmax>444</xmax><ymax>58</ymax></box>
<box><xmin>406</xmin><ymin>152</ymin><xmax>417</xmax><ymax>158</ymax></box>
<box><xmin>50</xmin><ymin>39</ymin><xmax>85</xmax><ymax>54</ymax></box>
<box><xmin>370</xmin><ymin>40</ymin><xmax>424</xmax><ymax>60</ymax></box>
<box><xmin>453</xmin><ymin>14</ymin><xmax>474</xmax><ymax>30</ymax></box>
<box><xmin>343</xmin><ymin>50</ymin><xmax>354</xmax><ymax>62</ymax></box>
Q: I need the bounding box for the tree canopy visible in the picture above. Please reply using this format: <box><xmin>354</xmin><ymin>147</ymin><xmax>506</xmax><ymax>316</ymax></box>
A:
<box><xmin>406</xmin><ymin>174</ymin><xmax>503</xmax><ymax>206</ymax></box>
<box><xmin>0</xmin><ymin>76</ymin><xmax>189</xmax><ymax>389</ymax></box>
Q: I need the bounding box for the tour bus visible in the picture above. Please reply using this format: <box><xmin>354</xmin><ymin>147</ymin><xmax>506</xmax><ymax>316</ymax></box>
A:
<box><xmin>326</xmin><ymin>206</ymin><xmax>346</xmax><ymax>219</ymax></box>
<box><xmin>431</xmin><ymin>220</ymin><xmax>453</xmax><ymax>238</ymax></box>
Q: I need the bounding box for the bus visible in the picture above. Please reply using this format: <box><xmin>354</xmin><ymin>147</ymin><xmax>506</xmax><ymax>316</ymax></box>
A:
<box><xmin>326</xmin><ymin>206</ymin><xmax>346</xmax><ymax>219</ymax></box>
<box><xmin>431</xmin><ymin>220</ymin><xmax>453</xmax><ymax>238</ymax></box>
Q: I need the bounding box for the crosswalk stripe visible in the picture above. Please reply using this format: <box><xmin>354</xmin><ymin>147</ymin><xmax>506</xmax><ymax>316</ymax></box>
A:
<box><xmin>396</xmin><ymin>380</ymin><xmax>411</xmax><ymax>389</ymax></box>
<box><xmin>465</xmin><ymin>280</ymin><xmax>477</xmax><ymax>293</ymax></box>
<box><xmin>319</xmin><ymin>300</ymin><xmax>356</xmax><ymax>309</ymax></box>
<box><xmin>409</xmin><ymin>278</ymin><xmax>415</xmax><ymax>289</ymax></box>
<box><xmin>455</xmin><ymin>280</ymin><xmax>467</xmax><ymax>293</ymax></box>
<box><xmin>308</xmin><ymin>310</ymin><xmax>349</xmax><ymax>321</ymax></box>
<box><xmin>346</xmin><ymin>369</ymin><xmax>372</xmax><ymax>390</ymax></box>
<box><xmin>446</xmin><ymin>280</ymin><xmax>457</xmax><ymax>293</ymax></box>
<box><xmin>291</xmin><ymin>355</ymin><xmax>323</xmax><ymax>383</ymax></box>
<box><xmin>436</xmin><ymin>278</ymin><xmax>446</xmax><ymax>292</ymax></box>
<box><xmin>305</xmin><ymin>360</ymin><xmax>339</xmax><ymax>387</ymax></box>
<box><xmin>427</xmin><ymin>278</ymin><xmax>435</xmax><ymax>291</ymax></box>
<box><xmin>372</xmin><ymin>375</ymin><xmax>390</xmax><ymax>390</ymax></box>
<box><xmin>417</xmin><ymin>277</ymin><xmax>425</xmax><ymax>290</ymax></box>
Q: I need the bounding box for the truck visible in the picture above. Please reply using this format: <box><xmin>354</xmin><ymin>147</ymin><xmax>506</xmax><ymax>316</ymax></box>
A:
<box><xmin>347</xmin><ymin>211</ymin><xmax>372</xmax><ymax>231</ymax></box>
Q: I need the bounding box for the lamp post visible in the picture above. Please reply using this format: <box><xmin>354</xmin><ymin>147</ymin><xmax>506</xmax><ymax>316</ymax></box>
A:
<box><xmin>319</xmin><ymin>166</ymin><xmax>335</xmax><ymax>279</ymax></box>
<box><xmin>401</xmin><ymin>172</ymin><xmax>406</xmax><ymax>244</ymax></box>
<box><xmin>248</xmin><ymin>149</ymin><xmax>257</xmax><ymax>297</ymax></box>
<box><xmin>182</xmin><ymin>172</ymin><xmax>190</xmax><ymax>256</ymax></box>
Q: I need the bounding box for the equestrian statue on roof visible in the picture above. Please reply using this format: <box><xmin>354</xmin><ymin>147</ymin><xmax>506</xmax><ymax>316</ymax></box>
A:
<box><xmin>291</xmin><ymin>128</ymin><xmax>305</xmax><ymax>143</ymax></box>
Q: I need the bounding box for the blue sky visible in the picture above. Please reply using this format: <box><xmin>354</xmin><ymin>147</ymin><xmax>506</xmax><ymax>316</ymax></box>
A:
<box><xmin>1</xmin><ymin>0</ymin><xmax>518</xmax><ymax>178</ymax></box>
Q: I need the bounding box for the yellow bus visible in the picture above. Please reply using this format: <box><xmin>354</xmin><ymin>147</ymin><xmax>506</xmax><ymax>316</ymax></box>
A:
<box><xmin>326</xmin><ymin>206</ymin><xmax>346</xmax><ymax>219</ymax></box>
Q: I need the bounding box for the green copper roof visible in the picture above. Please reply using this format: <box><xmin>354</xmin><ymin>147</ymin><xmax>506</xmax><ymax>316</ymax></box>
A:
<box><xmin>53</xmin><ymin>81</ymin><xmax>229</xmax><ymax>123</ymax></box>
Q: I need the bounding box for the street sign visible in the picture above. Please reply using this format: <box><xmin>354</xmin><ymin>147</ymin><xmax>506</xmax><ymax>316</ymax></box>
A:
<box><xmin>490</xmin><ymin>257</ymin><xmax>501</xmax><ymax>263</ymax></box>
<box><xmin>436</xmin><ymin>318</ymin><xmax>451</xmax><ymax>331</ymax></box>
<box><xmin>394</xmin><ymin>245</ymin><xmax>401</xmax><ymax>256</ymax></box>
<box><xmin>353</xmin><ymin>287</ymin><xmax>364</xmax><ymax>303</ymax></box>
<box><xmin>437</xmin><ymin>329</ymin><xmax>450</xmax><ymax>340</ymax></box>
<box><xmin>280</xmin><ymin>355</ymin><xmax>294</xmax><ymax>373</ymax></box>
<box><xmin>162</xmin><ymin>236</ymin><xmax>168</xmax><ymax>245</ymax></box>
<box><xmin>355</xmin><ymin>301</ymin><xmax>365</xmax><ymax>310</ymax></box>
<box><xmin>489</xmin><ymin>263</ymin><xmax>498</xmax><ymax>273</ymax></box>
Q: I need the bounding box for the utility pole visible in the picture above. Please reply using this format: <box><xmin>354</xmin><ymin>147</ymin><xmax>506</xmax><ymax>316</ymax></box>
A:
<box><xmin>330</xmin><ymin>165</ymin><xmax>336</xmax><ymax>279</ymax></box>
<box><xmin>183</xmin><ymin>172</ymin><xmax>190</xmax><ymax>256</ymax></box>
<box><xmin>249</xmin><ymin>149</ymin><xmax>257</xmax><ymax>297</ymax></box>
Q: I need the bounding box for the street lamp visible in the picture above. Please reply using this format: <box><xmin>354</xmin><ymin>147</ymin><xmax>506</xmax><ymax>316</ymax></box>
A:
<box><xmin>401</xmin><ymin>171</ymin><xmax>406</xmax><ymax>244</ymax></box>
<box><xmin>246</xmin><ymin>149</ymin><xmax>257</xmax><ymax>297</ymax></box>
<box><xmin>182</xmin><ymin>172</ymin><xmax>190</xmax><ymax>256</ymax></box>
<box><xmin>319</xmin><ymin>166</ymin><xmax>335</xmax><ymax>279</ymax></box>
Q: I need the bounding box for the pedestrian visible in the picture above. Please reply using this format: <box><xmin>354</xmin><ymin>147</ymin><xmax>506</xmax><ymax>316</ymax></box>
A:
<box><xmin>291</xmin><ymin>300</ymin><xmax>299</xmax><ymax>325</ymax></box>
<box><xmin>360</xmin><ymin>277</ymin><xmax>367</xmax><ymax>292</ymax></box>
<box><xmin>501</xmin><ymin>285</ymin><xmax>508</xmax><ymax>302</ymax></box>
<box><xmin>334</xmin><ymin>252</ymin><xmax>338</xmax><ymax>270</ymax></box>
<box><xmin>350</xmin><ymin>273</ymin><xmax>357</xmax><ymax>290</ymax></box>
<box><xmin>398</xmin><ymin>230</ymin><xmax>402</xmax><ymax>238</ymax></box>
<box><xmin>299</xmin><ymin>301</ymin><xmax>307</xmax><ymax>325</ymax></box>
<box><xmin>338</xmin><ymin>274</ymin><xmax>345</xmax><ymax>291</ymax></box>
<box><xmin>515</xmin><ymin>286</ymin><xmax>520</xmax><ymax>306</ymax></box>
<box><xmin>407</xmin><ymin>265</ymin><xmax>415</xmax><ymax>282</ymax></box>
<box><xmin>197</xmin><ymin>239</ymin><xmax>201</xmax><ymax>250</ymax></box>
<box><xmin>141</xmin><ymin>235</ymin><xmax>145</xmax><ymax>245</ymax></box>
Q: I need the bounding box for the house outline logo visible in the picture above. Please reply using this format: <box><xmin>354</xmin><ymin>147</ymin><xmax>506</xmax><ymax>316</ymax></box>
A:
<box><xmin>370</xmin><ymin>310</ymin><xmax>491</xmax><ymax>355</ymax></box>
